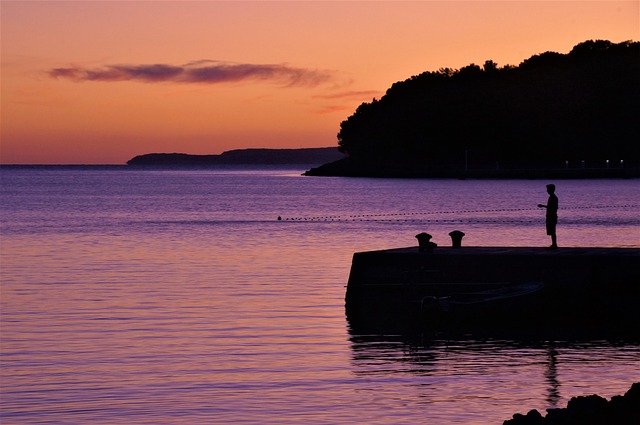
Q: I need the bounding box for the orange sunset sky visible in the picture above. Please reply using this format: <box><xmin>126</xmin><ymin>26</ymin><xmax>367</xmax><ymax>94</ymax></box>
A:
<box><xmin>1</xmin><ymin>1</ymin><xmax>638</xmax><ymax>164</ymax></box>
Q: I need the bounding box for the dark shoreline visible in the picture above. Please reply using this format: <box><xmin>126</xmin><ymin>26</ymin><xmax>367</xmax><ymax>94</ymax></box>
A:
<box><xmin>504</xmin><ymin>382</ymin><xmax>639</xmax><ymax>425</ymax></box>
<box><xmin>303</xmin><ymin>157</ymin><xmax>640</xmax><ymax>179</ymax></box>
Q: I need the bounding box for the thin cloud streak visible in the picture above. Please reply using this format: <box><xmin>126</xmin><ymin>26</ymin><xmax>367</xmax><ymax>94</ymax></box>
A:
<box><xmin>311</xmin><ymin>90</ymin><xmax>384</xmax><ymax>115</ymax></box>
<box><xmin>313</xmin><ymin>90</ymin><xmax>382</xmax><ymax>101</ymax></box>
<box><xmin>313</xmin><ymin>104</ymin><xmax>355</xmax><ymax>115</ymax></box>
<box><xmin>48</xmin><ymin>61</ymin><xmax>335</xmax><ymax>87</ymax></box>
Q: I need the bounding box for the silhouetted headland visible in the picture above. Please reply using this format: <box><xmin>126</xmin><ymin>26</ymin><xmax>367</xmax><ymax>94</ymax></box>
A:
<box><xmin>305</xmin><ymin>40</ymin><xmax>639</xmax><ymax>178</ymax></box>
<box><xmin>127</xmin><ymin>147</ymin><xmax>345</xmax><ymax>167</ymax></box>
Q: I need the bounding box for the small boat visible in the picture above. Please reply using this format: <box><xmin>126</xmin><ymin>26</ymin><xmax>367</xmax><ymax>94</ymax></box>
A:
<box><xmin>416</xmin><ymin>281</ymin><xmax>544</xmax><ymax>330</ymax></box>
<box><xmin>420</xmin><ymin>281</ymin><xmax>544</xmax><ymax>313</ymax></box>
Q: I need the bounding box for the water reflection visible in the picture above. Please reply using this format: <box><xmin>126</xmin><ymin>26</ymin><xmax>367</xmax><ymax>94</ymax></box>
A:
<box><xmin>348</xmin><ymin>329</ymin><xmax>640</xmax><ymax>413</ymax></box>
<box><xmin>545</xmin><ymin>345</ymin><xmax>560</xmax><ymax>407</ymax></box>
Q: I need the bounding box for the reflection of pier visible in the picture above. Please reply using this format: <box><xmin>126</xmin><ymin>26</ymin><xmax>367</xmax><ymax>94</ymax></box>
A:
<box><xmin>347</xmin><ymin>333</ymin><xmax>639</xmax><ymax>416</ymax></box>
<box><xmin>345</xmin><ymin>246</ymin><xmax>640</xmax><ymax>338</ymax></box>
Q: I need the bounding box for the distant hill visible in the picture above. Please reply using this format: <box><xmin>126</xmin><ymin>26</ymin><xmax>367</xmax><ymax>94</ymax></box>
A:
<box><xmin>305</xmin><ymin>39</ymin><xmax>640</xmax><ymax>178</ymax></box>
<box><xmin>127</xmin><ymin>147</ymin><xmax>345</xmax><ymax>167</ymax></box>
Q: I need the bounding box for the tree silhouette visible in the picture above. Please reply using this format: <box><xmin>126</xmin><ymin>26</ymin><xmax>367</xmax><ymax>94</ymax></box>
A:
<box><xmin>332</xmin><ymin>40</ymin><xmax>639</xmax><ymax>176</ymax></box>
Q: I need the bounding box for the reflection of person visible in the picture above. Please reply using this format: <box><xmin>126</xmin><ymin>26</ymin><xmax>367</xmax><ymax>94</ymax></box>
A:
<box><xmin>538</xmin><ymin>184</ymin><xmax>559</xmax><ymax>249</ymax></box>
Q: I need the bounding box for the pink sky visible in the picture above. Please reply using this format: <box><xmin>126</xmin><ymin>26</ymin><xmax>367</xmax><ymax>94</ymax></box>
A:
<box><xmin>2</xmin><ymin>1</ymin><xmax>638</xmax><ymax>164</ymax></box>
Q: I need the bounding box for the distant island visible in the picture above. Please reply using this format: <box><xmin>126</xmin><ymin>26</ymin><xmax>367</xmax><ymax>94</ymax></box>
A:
<box><xmin>305</xmin><ymin>40</ymin><xmax>640</xmax><ymax>178</ymax></box>
<box><xmin>127</xmin><ymin>147</ymin><xmax>346</xmax><ymax>167</ymax></box>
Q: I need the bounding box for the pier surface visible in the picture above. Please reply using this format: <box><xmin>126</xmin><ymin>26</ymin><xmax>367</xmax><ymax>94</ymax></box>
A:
<box><xmin>348</xmin><ymin>246</ymin><xmax>639</xmax><ymax>286</ymax></box>
<box><xmin>346</xmin><ymin>246</ymin><xmax>640</xmax><ymax>336</ymax></box>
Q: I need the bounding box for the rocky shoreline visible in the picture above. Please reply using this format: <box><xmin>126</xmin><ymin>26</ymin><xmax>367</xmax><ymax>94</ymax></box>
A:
<box><xmin>503</xmin><ymin>382</ymin><xmax>639</xmax><ymax>424</ymax></box>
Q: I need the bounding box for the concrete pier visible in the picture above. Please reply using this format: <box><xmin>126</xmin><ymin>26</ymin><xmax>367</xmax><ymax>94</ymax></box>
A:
<box><xmin>345</xmin><ymin>246</ymin><xmax>640</xmax><ymax>337</ymax></box>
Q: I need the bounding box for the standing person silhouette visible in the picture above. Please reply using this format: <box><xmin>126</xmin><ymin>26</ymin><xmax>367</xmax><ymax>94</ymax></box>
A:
<box><xmin>538</xmin><ymin>184</ymin><xmax>559</xmax><ymax>249</ymax></box>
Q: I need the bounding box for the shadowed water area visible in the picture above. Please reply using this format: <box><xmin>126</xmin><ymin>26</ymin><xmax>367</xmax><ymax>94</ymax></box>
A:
<box><xmin>1</xmin><ymin>167</ymin><xmax>639</xmax><ymax>424</ymax></box>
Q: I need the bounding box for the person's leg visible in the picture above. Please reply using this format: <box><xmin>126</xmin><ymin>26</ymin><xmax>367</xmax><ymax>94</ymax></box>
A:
<box><xmin>546</xmin><ymin>219</ymin><xmax>558</xmax><ymax>248</ymax></box>
<box><xmin>551</xmin><ymin>217</ymin><xmax>558</xmax><ymax>248</ymax></box>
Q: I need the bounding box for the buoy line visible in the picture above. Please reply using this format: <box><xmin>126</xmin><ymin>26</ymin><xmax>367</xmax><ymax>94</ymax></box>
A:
<box><xmin>278</xmin><ymin>204</ymin><xmax>640</xmax><ymax>222</ymax></box>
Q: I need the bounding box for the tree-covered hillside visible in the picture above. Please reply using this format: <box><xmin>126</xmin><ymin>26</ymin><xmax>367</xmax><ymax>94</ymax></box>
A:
<box><xmin>308</xmin><ymin>40</ymin><xmax>639</xmax><ymax>177</ymax></box>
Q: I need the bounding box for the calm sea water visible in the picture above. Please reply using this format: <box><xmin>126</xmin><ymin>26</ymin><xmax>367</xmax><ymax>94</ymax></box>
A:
<box><xmin>1</xmin><ymin>167</ymin><xmax>639</xmax><ymax>424</ymax></box>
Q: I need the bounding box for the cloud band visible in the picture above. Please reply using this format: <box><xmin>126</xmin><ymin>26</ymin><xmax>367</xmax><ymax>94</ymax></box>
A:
<box><xmin>49</xmin><ymin>61</ymin><xmax>333</xmax><ymax>86</ymax></box>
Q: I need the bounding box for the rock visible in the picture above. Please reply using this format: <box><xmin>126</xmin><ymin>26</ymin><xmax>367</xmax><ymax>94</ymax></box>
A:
<box><xmin>502</xmin><ymin>382</ymin><xmax>639</xmax><ymax>424</ymax></box>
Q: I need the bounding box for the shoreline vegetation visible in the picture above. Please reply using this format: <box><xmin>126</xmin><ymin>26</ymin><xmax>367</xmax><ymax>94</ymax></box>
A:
<box><xmin>305</xmin><ymin>39</ymin><xmax>639</xmax><ymax>179</ymax></box>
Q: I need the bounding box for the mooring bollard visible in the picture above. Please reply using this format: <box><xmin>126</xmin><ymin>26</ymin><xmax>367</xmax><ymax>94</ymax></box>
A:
<box><xmin>416</xmin><ymin>232</ymin><xmax>437</xmax><ymax>253</ymax></box>
<box><xmin>448</xmin><ymin>230</ymin><xmax>465</xmax><ymax>248</ymax></box>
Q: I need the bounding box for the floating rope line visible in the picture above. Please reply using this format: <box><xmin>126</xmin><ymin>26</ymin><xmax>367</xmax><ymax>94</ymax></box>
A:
<box><xmin>278</xmin><ymin>204</ymin><xmax>640</xmax><ymax>223</ymax></box>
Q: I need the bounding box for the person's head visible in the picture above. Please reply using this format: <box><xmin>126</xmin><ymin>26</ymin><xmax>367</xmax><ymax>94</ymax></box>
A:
<box><xmin>546</xmin><ymin>184</ymin><xmax>555</xmax><ymax>194</ymax></box>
